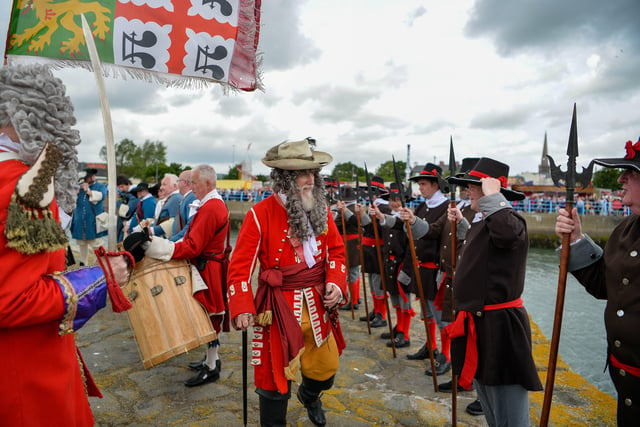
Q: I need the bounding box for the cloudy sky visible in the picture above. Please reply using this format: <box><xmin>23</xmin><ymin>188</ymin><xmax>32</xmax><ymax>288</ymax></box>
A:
<box><xmin>3</xmin><ymin>0</ymin><xmax>639</xmax><ymax>179</ymax></box>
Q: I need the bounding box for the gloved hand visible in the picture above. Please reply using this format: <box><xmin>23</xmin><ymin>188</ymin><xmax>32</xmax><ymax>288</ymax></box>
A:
<box><xmin>144</xmin><ymin>236</ymin><xmax>175</xmax><ymax>261</ymax></box>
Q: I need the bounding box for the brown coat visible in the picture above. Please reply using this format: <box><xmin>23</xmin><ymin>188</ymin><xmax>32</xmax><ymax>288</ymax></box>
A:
<box><xmin>451</xmin><ymin>207</ymin><xmax>542</xmax><ymax>390</ymax></box>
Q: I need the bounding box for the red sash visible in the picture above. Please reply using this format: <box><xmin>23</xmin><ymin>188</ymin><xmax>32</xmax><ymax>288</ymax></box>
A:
<box><xmin>419</xmin><ymin>261</ymin><xmax>438</xmax><ymax>269</ymax></box>
<box><xmin>361</xmin><ymin>236</ymin><xmax>382</xmax><ymax>246</ymax></box>
<box><xmin>610</xmin><ymin>354</ymin><xmax>640</xmax><ymax>378</ymax></box>
<box><xmin>443</xmin><ymin>297</ymin><xmax>524</xmax><ymax>389</ymax></box>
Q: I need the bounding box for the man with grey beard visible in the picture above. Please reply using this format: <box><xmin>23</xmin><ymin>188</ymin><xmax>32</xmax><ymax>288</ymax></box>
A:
<box><xmin>228</xmin><ymin>138</ymin><xmax>347</xmax><ymax>427</ymax></box>
<box><xmin>0</xmin><ymin>63</ymin><xmax>130</xmax><ymax>426</ymax></box>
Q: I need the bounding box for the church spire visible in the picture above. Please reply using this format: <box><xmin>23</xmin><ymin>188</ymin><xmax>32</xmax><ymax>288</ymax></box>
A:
<box><xmin>539</xmin><ymin>132</ymin><xmax>550</xmax><ymax>176</ymax></box>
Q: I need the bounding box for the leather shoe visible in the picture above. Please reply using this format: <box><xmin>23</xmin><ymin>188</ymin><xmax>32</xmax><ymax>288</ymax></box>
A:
<box><xmin>407</xmin><ymin>343</ymin><xmax>429</xmax><ymax>360</ymax></box>
<box><xmin>387</xmin><ymin>331</ymin><xmax>410</xmax><ymax>348</ymax></box>
<box><xmin>339</xmin><ymin>302</ymin><xmax>358</xmax><ymax>311</ymax></box>
<box><xmin>359</xmin><ymin>311</ymin><xmax>375</xmax><ymax>322</ymax></box>
<box><xmin>184</xmin><ymin>365</ymin><xmax>220</xmax><ymax>387</ymax></box>
<box><xmin>466</xmin><ymin>399</ymin><xmax>483</xmax><ymax>416</ymax></box>
<box><xmin>188</xmin><ymin>358</ymin><xmax>221</xmax><ymax>372</ymax></box>
<box><xmin>297</xmin><ymin>390</ymin><xmax>326</xmax><ymax>426</ymax></box>
<box><xmin>425</xmin><ymin>351</ymin><xmax>451</xmax><ymax>376</ymax></box>
<box><xmin>370</xmin><ymin>313</ymin><xmax>387</xmax><ymax>328</ymax></box>
<box><xmin>437</xmin><ymin>380</ymin><xmax>473</xmax><ymax>393</ymax></box>
<box><xmin>380</xmin><ymin>325</ymin><xmax>396</xmax><ymax>339</ymax></box>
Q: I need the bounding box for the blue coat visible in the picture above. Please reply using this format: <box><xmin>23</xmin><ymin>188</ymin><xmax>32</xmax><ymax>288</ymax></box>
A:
<box><xmin>128</xmin><ymin>195</ymin><xmax>157</xmax><ymax>233</ymax></box>
<box><xmin>151</xmin><ymin>192</ymin><xmax>182</xmax><ymax>237</ymax></box>
<box><xmin>70</xmin><ymin>181</ymin><xmax>108</xmax><ymax>241</ymax></box>
<box><xmin>170</xmin><ymin>191</ymin><xmax>197</xmax><ymax>242</ymax></box>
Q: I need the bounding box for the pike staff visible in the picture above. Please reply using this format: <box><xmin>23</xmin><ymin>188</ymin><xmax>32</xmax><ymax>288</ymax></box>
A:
<box><xmin>392</xmin><ymin>157</ymin><xmax>439</xmax><ymax>390</ymax></box>
<box><xmin>540</xmin><ymin>104</ymin><xmax>593</xmax><ymax>426</ymax></box>
<box><xmin>365</xmin><ymin>162</ymin><xmax>396</xmax><ymax>357</ymax></box>
<box><xmin>355</xmin><ymin>175</ymin><xmax>372</xmax><ymax>334</ymax></box>
<box><xmin>336</xmin><ymin>177</ymin><xmax>354</xmax><ymax>319</ymax></box>
<box><xmin>447</xmin><ymin>138</ymin><xmax>458</xmax><ymax>424</ymax></box>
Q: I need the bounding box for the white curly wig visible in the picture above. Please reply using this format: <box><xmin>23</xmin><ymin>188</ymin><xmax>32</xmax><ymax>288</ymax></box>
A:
<box><xmin>0</xmin><ymin>63</ymin><xmax>80</xmax><ymax>213</ymax></box>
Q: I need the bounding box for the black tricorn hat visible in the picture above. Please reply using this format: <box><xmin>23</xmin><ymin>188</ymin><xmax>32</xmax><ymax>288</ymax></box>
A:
<box><xmin>123</xmin><ymin>229</ymin><xmax>151</xmax><ymax>263</ymax></box>
<box><xmin>448</xmin><ymin>157</ymin><xmax>525</xmax><ymax>201</ymax></box>
<box><xmin>84</xmin><ymin>168</ymin><xmax>98</xmax><ymax>178</ymax></box>
<box><xmin>131</xmin><ymin>182</ymin><xmax>149</xmax><ymax>195</ymax></box>
<box><xmin>593</xmin><ymin>138</ymin><xmax>640</xmax><ymax>173</ymax></box>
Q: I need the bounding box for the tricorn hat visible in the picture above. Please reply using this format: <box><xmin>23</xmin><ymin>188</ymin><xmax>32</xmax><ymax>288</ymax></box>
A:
<box><xmin>83</xmin><ymin>168</ymin><xmax>98</xmax><ymax>178</ymax></box>
<box><xmin>262</xmin><ymin>137</ymin><xmax>333</xmax><ymax>170</ymax></box>
<box><xmin>123</xmin><ymin>229</ymin><xmax>151</xmax><ymax>263</ymax></box>
<box><xmin>593</xmin><ymin>138</ymin><xmax>640</xmax><ymax>173</ymax></box>
<box><xmin>448</xmin><ymin>157</ymin><xmax>525</xmax><ymax>201</ymax></box>
<box><xmin>131</xmin><ymin>182</ymin><xmax>149</xmax><ymax>195</ymax></box>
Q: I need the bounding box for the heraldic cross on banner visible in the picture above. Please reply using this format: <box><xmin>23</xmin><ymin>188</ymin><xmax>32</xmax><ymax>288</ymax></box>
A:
<box><xmin>6</xmin><ymin>0</ymin><xmax>262</xmax><ymax>91</ymax></box>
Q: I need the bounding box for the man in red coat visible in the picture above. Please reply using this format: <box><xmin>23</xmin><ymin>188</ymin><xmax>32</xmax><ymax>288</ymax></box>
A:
<box><xmin>143</xmin><ymin>164</ymin><xmax>230</xmax><ymax>387</ymax></box>
<box><xmin>0</xmin><ymin>63</ymin><xmax>131</xmax><ymax>426</ymax></box>
<box><xmin>228</xmin><ymin>138</ymin><xmax>347</xmax><ymax>427</ymax></box>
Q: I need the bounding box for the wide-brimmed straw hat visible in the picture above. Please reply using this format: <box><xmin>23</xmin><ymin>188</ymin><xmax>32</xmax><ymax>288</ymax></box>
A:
<box><xmin>448</xmin><ymin>157</ymin><xmax>525</xmax><ymax>201</ymax></box>
<box><xmin>593</xmin><ymin>137</ymin><xmax>640</xmax><ymax>173</ymax></box>
<box><xmin>262</xmin><ymin>137</ymin><xmax>332</xmax><ymax>170</ymax></box>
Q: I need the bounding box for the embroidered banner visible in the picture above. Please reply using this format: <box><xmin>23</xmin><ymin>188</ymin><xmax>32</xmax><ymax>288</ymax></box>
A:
<box><xmin>6</xmin><ymin>0</ymin><xmax>262</xmax><ymax>91</ymax></box>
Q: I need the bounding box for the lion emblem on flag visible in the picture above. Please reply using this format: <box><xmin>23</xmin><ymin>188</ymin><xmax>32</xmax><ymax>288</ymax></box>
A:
<box><xmin>10</xmin><ymin>0</ymin><xmax>112</xmax><ymax>56</ymax></box>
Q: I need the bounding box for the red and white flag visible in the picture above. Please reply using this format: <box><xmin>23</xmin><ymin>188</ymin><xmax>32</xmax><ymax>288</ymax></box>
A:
<box><xmin>4</xmin><ymin>0</ymin><xmax>262</xmax><ymax>91</ymax></box>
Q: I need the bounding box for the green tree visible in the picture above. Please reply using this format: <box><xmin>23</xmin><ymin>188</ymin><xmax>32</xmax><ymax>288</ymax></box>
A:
<box><xmin>331</xmin><ymin>162</ymin><xmax>365</xmax><ymax>182</ymax></box>
<box><xmin>100</xmin><ymin>138</ymin><xmax>169</xmax><ymax>181</ymax></box>
<box><xmin>593</xmin><ymin>168</ymin><xmax>622</xmax><ymax>192</ymax></box>
<box><xmin>375</xmin><ymin>160</ymin><xmax>407</xmax><ymax>182</ymax></box>
<box><xmin>256</xmin><ymin>174</ymin><xmax>270</xmax><ymax>183</ymax></box>
<box><xmin>225</xmin><ymin>163</ymin><xmax>242</xmax><ymax>180</ymax></box>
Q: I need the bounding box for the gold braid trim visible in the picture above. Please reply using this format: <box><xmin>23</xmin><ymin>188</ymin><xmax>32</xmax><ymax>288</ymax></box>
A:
<box><xmin>255</xmin><ymin>310</ymin><xmax>273</xmax><ymax>326</ymax></box>
<box><xmin>52</xmin><ymin>272</ymin><xmax>79</xmax><ymax>336</ymax></box>
<box><xmin>5</xmin><ymin>143</ymin><xmax>68</xmax><ymax>254</ymax></box>
<box><xmin>283</xmin><ymin>347</ymin><xmax>304</xmax><ymax>381</ymax></box>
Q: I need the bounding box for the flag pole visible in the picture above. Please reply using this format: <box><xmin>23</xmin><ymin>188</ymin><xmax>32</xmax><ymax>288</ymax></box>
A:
<box><xmin>81</xmin><ymin>14</ymin><xmax>117</xmax><ymax>251</ymax></box>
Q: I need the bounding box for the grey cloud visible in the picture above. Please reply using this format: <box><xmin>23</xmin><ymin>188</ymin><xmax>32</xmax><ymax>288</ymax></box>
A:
<box><xmin>470</xmin><ymin>106</ymin><xmax>534</xmax><ymax>129</ymax></box>
<box><xmin>258</xmin><ymin>0</ymin><xmax>321</xmax><ymax>71</ymax></box>
<box><xmin>406</xmin><ymin>6</ymin><xmax>428</xmax><ymax>27</ymax></box>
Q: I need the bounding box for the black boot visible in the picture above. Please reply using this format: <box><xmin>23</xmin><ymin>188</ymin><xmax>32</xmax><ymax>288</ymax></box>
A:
<box><xmin>297</xmin><ymin>375</ymin><xmax>334</xmax><ymax>426</ymax></box>
<box><xmin>370</xmin><ymin>313</ymin><xmax>388</xmax><ymax>329</ymax></box>
<box><xmin>380</xmin><ymin>325</ymin><xmax>396</xmax><ymax>339</ymax></box>
<box><xmin>359</xmin><ymin>311</ymin><xmax>375</xmax><ymax>322</ymax></box>
<box><xmin>407</xmin><ymin>343</ymin><xmax>429</xmax><ymax>360</ymax></box>
<box><xmin>259</xmin><ymin>395</ymin><xmax>288</xmax><ymax>427</ymax></box>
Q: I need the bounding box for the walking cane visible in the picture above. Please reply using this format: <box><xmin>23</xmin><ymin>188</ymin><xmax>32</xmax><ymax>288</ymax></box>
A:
<box><xmin>365</xmin><ymin>163</ymin><xmax>396</xmax><ymax>358</ymax></box>
<box><xmin>540</xmin><ymin>104</ymin><xmax>593</xmax><ymax>426</ymax></box>
<box><xmin>355</xmin><ymin>176</ymin><xmax>372</xmax><ymax>334</ymax></box>
<box><xmin>242</xmin><ymin>329</ymin><xmax>248</xmax><ymax>427</ymax></box>
<box><xmin>392</xmin><ymin>157</ymin><xmax>438</xmax><ymax>390</ymax></box>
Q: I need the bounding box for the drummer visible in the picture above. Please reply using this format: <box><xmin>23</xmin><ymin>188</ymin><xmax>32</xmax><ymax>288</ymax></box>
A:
<box><xmin>143</xmin><ymin>164</ymin><xmax>230</xmax><ymax>387</ymax></box>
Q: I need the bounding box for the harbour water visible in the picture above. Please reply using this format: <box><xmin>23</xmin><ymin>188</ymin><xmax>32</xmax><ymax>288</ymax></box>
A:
<box><xmin>523</xmin><ymin>247</ymin><xmax>614</xmax><ymax>397</ymax></box>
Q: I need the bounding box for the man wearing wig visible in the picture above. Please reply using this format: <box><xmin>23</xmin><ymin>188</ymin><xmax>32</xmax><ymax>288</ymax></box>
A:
<box><xmin>0</xmin><ymin>64</ymin><xmax>130</xmax><ymax>425</ymax></box>
<box><xmin>228</xmin><ymin>138</ymin><xmax>347</xmax><ymax>427</ymax></box>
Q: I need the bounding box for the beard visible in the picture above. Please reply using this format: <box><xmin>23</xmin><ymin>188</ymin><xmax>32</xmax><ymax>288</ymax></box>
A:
<box><xmin>299</xmin><ymin>185</ymin><xmax>315</xmax><ymax>212</ymax></box>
